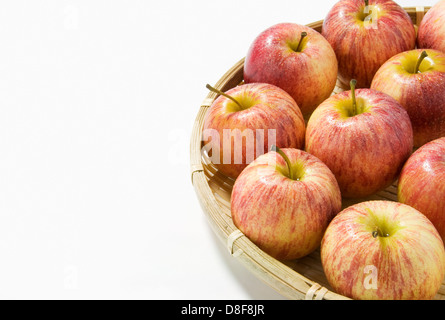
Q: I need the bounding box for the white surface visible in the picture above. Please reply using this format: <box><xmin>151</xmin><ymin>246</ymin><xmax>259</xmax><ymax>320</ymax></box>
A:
<box><xmin>0</xmin><ymin>0</ymin><xmax>435</xmax><ymax>300</ymax></box>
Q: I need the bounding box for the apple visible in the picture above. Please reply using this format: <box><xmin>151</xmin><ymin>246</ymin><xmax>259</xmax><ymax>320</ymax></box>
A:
<box><xmin>371</xmin><ymin>49</ymin><xmax>445</xmax><ymax>148</ymax></box>
<box><xmin>243</xmin><ymin>23</ymin><xmax>338</xmax><ymax>116</ymax></box>
<box><xmin>231</xmin><ymin>147</ymin><xmax>342</xmax><ymax>261</ymax></box>
<box><xmin>398</xmin><ymin>137</ymin><xmax>445</xmax><ymax>244</ymax></box>
<box><xmin>202</xmin><ymin>83</ymin><xmax>306</xmax><ymax>180</ymax></box>
<box><xmin>322</xmin><ymin>0</ymin><xmax>416</xmax><ymax>88</ymax></box>
<box><xmin>418</xmin><ymin>0</ymin><xmax>445</xmax><ymax>54</ymax></box>
<box><xmin>321</xmin><ymin>200</ymin><xmax>445</xmax><ymax>300</ymax></box>
<box><xmin>305</xmin><ymin>80</ymin><xmax>413</xmax><ymax>198</ymax></box>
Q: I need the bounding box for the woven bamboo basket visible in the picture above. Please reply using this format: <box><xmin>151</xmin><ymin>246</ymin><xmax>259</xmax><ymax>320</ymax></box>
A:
<box><xmin>190</xmin><ymin>6</ymin><xmax>445</xmax><ymax>300</ymax></box>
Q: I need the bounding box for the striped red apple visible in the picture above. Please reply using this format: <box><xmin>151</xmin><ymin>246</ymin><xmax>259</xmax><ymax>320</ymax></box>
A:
<box><xmin>305</xmin><ymin>80</ymin><xmax>413</xmax><ymax>198</ymax></box>
<box><xmin>321</xmin><ymin>200</ymin><xmax>445</xmax><ymax>300</ymax></box>
<box><xmin>243</xmin><ymin>23</ymin><xmax>338</xmax><ymax>116</ymax></box>
<box><xmin>398</xmin><ymin>137</ymin><xmax>445</xmax><ymax>244</ymax></box>
<box><xmin>418</xmin><ymin>0</ymin><xmax>445</xmax><ymax>54</ymax></box>
<box><xmin>322</xmin><ymin>0</ymin><xmax>416</xmax><ymax>88</ymax></box>
<box><xmin>202</xmin><ymin>83</ymin><xmax>305</xmax><ymax>180</ymax></box>
<box><xmin>371</xmin><ymin>49</ymin><xmax>445</xmax><ymax>148</ymax></box>
<box><xmin>231</xmin><ymin>147</ymin><xmax>341</xmax><ymax>261</ymax></box>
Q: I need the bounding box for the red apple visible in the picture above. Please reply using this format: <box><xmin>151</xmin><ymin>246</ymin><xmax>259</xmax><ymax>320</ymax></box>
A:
<box><xmin>371</xmin><ymin>49</ymin><xmax>445</xmax><ymax>148</ymax></box>
<box><xmin>321</xmin><ymin>200</ymin><xmax>445</xmax><ymax>300</ymax></box>
<box><xmin>243</xmin><ymin>23</ymin><xmax>338</xmax><ymax>116</ymax></box>
<box><xmin>231</xmin><ymin>147</ymin><xmax>342</xmax><ymax>261</ymax></box>
<box><xmin>322</xmin><ymin>0</ymin><xmax>416</xmax><ymax>88</ymax></box>
<box><xmin>305</xmin><ymin>80</ymin><xmax>413</xmax><ymax>198</ymax></box>
<box><xmin>418</xmin><ymin>0</ymin><xmax>445</xmax><ymax>54</ymax></box>
<box><xmin>398</xmin><ymin>137</ymin><xmax>445</xmax><ymax>244</ymax></box>
<box><xmin>202</xmin><ymin>83</ymin><xmax>305</xmax><ymax>180</ymax></box>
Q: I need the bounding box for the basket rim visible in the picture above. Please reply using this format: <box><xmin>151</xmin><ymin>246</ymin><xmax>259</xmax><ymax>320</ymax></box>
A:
<box><xmin>190</xmin><ymin>6</ymin><xmax>436</xmax><ymax>301</ymax></box>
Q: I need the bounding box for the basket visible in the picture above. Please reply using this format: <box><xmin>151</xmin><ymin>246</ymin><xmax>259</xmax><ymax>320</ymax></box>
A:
<box><xmin>190</xmin><ymin>6</ymin><xmax>445</xmax><ymax>300</ymax></box>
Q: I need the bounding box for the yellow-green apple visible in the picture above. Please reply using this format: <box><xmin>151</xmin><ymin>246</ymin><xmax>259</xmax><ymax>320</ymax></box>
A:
<box><xmin>371</xmin><ymin>49</ymin><xmax>445</xmax><ymax>148</ymax></box>
<box><xmin>305</xmin><ymin>80</ymin><xmax>413</xmax><ymax>198</ymax></box>
<box><xmin>398</xmin><ymin>137</ymin><xmax>445</xmax><ymax>244</ymax></box>
<box><xmin>418</xmin><ymin>0</ymin><xmax>445</xmax><ymax>54</ymax></box>
<box><xmin>202</xmin><ymin>83</ymin><xmax>305</xmax><ymax>180</ymax></box>
<box><xmin>321</xmin><ymin>200</ymin><xmax>445</xmax><ymax>300</ymax></box>
<box><xmin>322</xmin><ymin>0</ymin><xmax>416</xmax><ymax>88</ymax></box>
<box><xmin>243</xmin><ymin>23</ymin><xmax>338</xmax><ymax>116</ymax></box>
<box><xmin>231</xmin><ymin>147</ymin><xmax>341</xmax><ymax>261</ymax></box>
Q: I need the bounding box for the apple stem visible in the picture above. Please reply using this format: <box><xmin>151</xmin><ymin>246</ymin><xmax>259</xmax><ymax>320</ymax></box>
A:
<box><xmin>372</xmin><ymin>226</ymin><xmax>389</xmax><ymax>238</ymax></box>
<box><xmin>365</xmin><ymin>0</ymin><xmax>369</xmax><ymax>7</ymax></box>
<box><xmin>271</xmin><ymin>145</ymin><xmax>294</xmax><ymax>180</ymax></box>
<box><xmin>206</xmin><ymin>84</ymin><xmax>244</xmax><ymax>110</ymax></box>
<box><xmin>366</xmin><ymin>208</ymin><xmax>391</xmax><ymax>238</ymax></box>
<box><xmin>414</xmin><ymin>51</ymin><xmax>428</xmax><ymax>74</ymax></box>
<box><xmin>350</xmin><ymin>79</ymin><xmax>358</xmax><ymax>116</ymax></box>
<box><xmin>296</xmin><ymin>32</ymin><xmax>308</xmax><ymax>52</ymax></box>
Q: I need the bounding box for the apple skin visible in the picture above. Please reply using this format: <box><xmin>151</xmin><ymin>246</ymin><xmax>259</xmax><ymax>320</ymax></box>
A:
<box><xmin>321</xmin><ymin>200</ymin><xmax>445</xmax><ymax>300</ymax></box>
<box><xmin>398</xmin><ymin>137</ymin><xmax>445</xmax><ymax>244</ymax></box>
<box><xmin>243</xmin><ymin>23</ymin><xmax>338</xmax><ymax>116</ymax></box>
<box><xmin>322</xmin><ymin>0</ymin><xmax>416</xmax><ymax>88</ymax></box>
<box><xmin>418</xmin><ymin>0</ymin><xmax>445</xmax><ymax>54</ymax></box>
<box><xmin>203</xmin><ymin>83</ymin><xmax>305</xmax><ymax>180</ymax></box>
<box><xmin>371</xmin><ymin>49</ymin><xmax>445</xmax><ymax>148</ymax></box>
<box><xmin>305</xmin><ymin>88</ymin><xmax>413</xmax><ymax>198</ymax></box>
<box><xmin>231</xmin><ymin>148</ymin><xmax>342</xmax><ymax>261</ymax></box>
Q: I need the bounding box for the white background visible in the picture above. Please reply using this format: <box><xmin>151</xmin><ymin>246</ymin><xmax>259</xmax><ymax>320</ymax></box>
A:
<box><xmin>0</xmin><ymin>0</ymin><xmax>434</xmax><ymax>300</ymax></box>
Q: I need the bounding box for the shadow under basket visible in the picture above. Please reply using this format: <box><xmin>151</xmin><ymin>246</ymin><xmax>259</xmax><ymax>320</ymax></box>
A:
<box><xmin>190</xmin><ymin>6</ymin><xmax>445</xmax><ymax>300</ymax></box>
